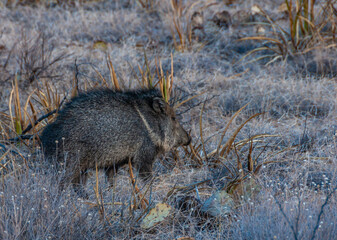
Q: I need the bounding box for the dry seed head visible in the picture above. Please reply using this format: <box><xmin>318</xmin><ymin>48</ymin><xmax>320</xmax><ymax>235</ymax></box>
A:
<box><xmin>191</xmin><ymin>11</ymin><xmax>204</xmax><ymax>30</ymax></box>
<box><xmin>251</xmin><ymin>5</ymin><xmax>261</xmax><ymax>15</ymax></box>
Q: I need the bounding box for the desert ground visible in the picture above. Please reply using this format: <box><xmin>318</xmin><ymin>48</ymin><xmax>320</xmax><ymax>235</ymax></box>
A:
<box><xmin>0</xmin><ymin>0</ymin><xmax>336</xmax><ymax>239</ymax></box>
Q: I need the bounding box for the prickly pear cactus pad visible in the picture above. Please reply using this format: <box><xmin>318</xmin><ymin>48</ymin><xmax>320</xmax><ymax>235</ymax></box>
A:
<box><xmin>141</xmin><ymin>203</ymin><xmax>172</xmax><ymax>229</ymax></box>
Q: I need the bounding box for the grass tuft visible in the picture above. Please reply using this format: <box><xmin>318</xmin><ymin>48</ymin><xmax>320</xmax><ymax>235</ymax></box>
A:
<box><xmin>240</xmin><ymin>0</ymin><xmax>337</xmax><ymax>64</ymax></box>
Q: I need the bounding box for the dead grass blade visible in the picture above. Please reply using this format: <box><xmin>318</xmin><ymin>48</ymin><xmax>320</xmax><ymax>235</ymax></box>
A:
<box><xmin>107</xmin><ymin>55</ymin><xmax>120</xmax><ymax>90</ymax></box>
<box><xmin>93</xmin><ymin>163</ymin><xmax>105</xmax><ymax>219</ymax></box>
<box><xmin>233</xmin><ymin>134</ymin><xmax>279</xmax><ymax>151</ymax></box>
<box><xmin>219</xmin><ymin>112</ymin><xmax>264</xmax><ymax>158</ymax></box>
<box><xmin>183</xmin><ymin>141</ymin><xmax>203</xmax><ymax>166</ymax></box>
<box><xmin>233</xmin><ymin>144</ymin><xmax>244</xmax><ymax>178</ymax></box>
<box><xmin>216</xmin><ymin>103</ymin><xmax>249</xmax><ymax>155</ymax></box>
<box><xmin>128</xmin><ymin>159</ymin><xmax>149</xmax><ymax>210</ymax></box>
<box><xmin>91</xmin><ymin>65</ymin><xmax>108</xmax><ymax>87</ymax></box>
<box><xmin>199</xmin><ymin>102</ymin><xmax>207</xmax><ymax>161</ymax></box>
<box><xmin>247</xmin><ymin>138</ymin><xmax>254</xmax><ymax>172</ymax></box>
<box><xmin>175</xmin><ymin>91</ymin><xmax>205</xmax><ymax>109</ymax></box>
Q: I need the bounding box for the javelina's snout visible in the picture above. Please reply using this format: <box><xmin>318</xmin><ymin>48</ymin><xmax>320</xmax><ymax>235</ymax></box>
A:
<box><xmin>185</xmin><ymin>135</ymin><xmax>192</xmax><ymax>145</ymax></box>
<box><xmin>183</xmin><ymin>131</ymin><xmax>191</xmax><ymax>146</ymax></box>
<box><xmin>176</xmin><ymin>124</ymin><xmax>191</xmax><ymax>146</ymax></box>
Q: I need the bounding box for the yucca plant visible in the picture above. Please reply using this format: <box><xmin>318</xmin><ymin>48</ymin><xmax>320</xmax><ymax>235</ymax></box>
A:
<box><xmin>100</xmin><ymin>51</ymin><xmax>177</xmax><ymax>103</ymax></box>
<box><xmin>182</xmin><ymin>103</ymin><xmax>283</xmax><ymax>201</ymax></box>
<box><xmin>155</xmin><ymin>53</ymin><xmax>174</xmax><ymax>102</ymax></box>
<box><xmin>8</xmin><ymin>76</ymin><xmax>27</xmax><ymax>136</ymax></box>
<box><xmin>160</xmin><ymin>104</ymin><xmax>286</xmax><ymax>219</ymax></box>
<box><xmin>134</xmin><ymin>50</ymin><xmax>156</xmax><ymax>89</ymax></box>
<box><xmin>185</xmin><ymin>104</ymin><xmax>268</xmax><ymax>166</ymax></box>
<box><xmin>0</xmin><ymin>76</ymin><xmax>63</xmax><ymax>147</ymax></box>
<box><xmin>34</xmin><ymin>80</ymin><xmax>62</xmax><ymax>116</ymax></box>
<box><xmin>168</xmin><ymin>0</ymin><xmax>215</xmax><ymax>51</ymax></box>
<box><xmin>240</xmin><ymin>0</ymin><xmax>337</xmax><ymax>64</ymax></box>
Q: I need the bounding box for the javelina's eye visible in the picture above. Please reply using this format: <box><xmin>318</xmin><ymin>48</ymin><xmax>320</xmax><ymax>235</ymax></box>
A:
<box><xmin>171</xmin><ymin>117</ymin><xmax>176</xmax><ymax>121</ymax></box>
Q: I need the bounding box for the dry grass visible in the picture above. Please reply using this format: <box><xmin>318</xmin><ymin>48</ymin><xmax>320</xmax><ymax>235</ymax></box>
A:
<box><xmin>0</xmin><ymin>0</ymin><xmax>336</xmax><ymax>239</ymax></box>
<box><xmin>240</xmin><ymin>0</ymin><xmax>337</xmax><ymax>65</ymax></box>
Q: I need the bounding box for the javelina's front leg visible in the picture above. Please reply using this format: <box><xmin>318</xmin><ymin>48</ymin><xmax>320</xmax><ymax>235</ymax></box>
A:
<box><xmin>72</xmin><ymin>170</ymin><xmax>89</xmax><ymax>198</ymax></box>
<box><xmin>135</xmin><ymin>148</ymin><xmax>156</xmax><ymax>181</ymax></box>
<box><xmin>138</xmin><ymin>162</ymin><xmax>153</xmax><ymax>180</ymax></box>
<box><xmin>104</xmin><ymin>164</ymin><xmax>119</xmax><ymax>186</ymax></box>
<box><xmin>59</xmin><ymin>169</ymin><xmax>89</xmax><ymax>199</ymax></box>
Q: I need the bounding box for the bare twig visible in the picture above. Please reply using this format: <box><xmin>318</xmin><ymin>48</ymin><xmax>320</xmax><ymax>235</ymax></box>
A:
<box><xmin>176</xmin><ymin>95</ymin><xmax>218</xmax><ymax>115</ymax></box>
<box><xmin>274</xmin><ymin>196</ymin><xmax>299</xmax><ymax>240</ymax></box>
<box><xmin>310</xmin><ymin>187</ymin><xmax>337</xmax><ymax>240</ymax></box>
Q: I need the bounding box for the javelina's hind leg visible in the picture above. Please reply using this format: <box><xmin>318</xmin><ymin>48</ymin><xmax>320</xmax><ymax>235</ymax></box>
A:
<box><xmin>58</xmin><ymin>176</ymin><xmax>68</xmax><ymax>195</ymax></box>
<box><xmin>72</xmin><ymin>170</ymin><xmax>89</xmax><ymax>199</ymax></box>
<box><xmin>137</xmin><ymin>160</ymin><xmax>153</xmax><ymax>181</ymax></box>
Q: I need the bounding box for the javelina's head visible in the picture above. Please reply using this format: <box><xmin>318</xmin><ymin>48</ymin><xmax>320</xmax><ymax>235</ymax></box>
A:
<box><xmin>152</xmin><ymin>97</ymin><xmax>191</xmax><ymax>150</ymax></box>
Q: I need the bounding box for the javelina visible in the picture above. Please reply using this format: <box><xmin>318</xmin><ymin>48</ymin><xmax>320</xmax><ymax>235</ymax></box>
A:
<box><xmin>40</xmin><ymin>88</ymin><xmax>191</xmax><ymax>196</ymax></box>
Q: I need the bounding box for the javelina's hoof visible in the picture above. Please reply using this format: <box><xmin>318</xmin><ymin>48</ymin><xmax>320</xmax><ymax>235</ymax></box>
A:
<box><xmin>73</xmin><ymin>185</ymin><xmax>89</xmax><ymax>199</ymax></box>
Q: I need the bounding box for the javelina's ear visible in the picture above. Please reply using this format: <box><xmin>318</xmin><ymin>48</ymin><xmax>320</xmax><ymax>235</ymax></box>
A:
<box><xmin>152</xmin><ymin>97</ymin><xmax>167</xmax><ymax>114</ymax></box>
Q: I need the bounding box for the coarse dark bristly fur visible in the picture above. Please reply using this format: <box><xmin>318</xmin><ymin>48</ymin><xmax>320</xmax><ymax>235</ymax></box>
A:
<box><xmin>40</xmin><ymin>88</ymin><xmax>191</xmax><ymax>197</ymax></box>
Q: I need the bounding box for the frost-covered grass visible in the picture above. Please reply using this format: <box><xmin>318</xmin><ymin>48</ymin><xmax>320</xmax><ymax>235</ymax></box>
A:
<box><xmin>0</xmin><ymin>0</ymin><xmax>336</xmax><ymax>239</ymax></box>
